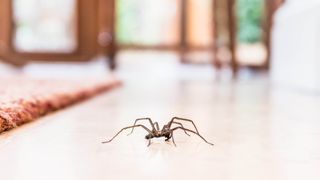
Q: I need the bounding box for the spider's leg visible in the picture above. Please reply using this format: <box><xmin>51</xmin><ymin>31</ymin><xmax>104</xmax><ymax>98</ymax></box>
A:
<box><xmin>127</xmin><ymin>118</ymin><xmax>155</xmax><ymax>136</ymax></box>
<box><xmin>168</xmin><ymin>117</ymin><xmax>199</xmax><ymax>134</ymax></box>
<box><xmin>153</xmin><ymin>122</ymin><xmax>160</xmax><ymax>130</ymax></box>
<box><xmin>102</xmin><ymin>124</ymin><xmax>152</xmax><ymax>143</ymax></box>
<box><xmin>171</xmin><ymin>127</ymin><xmax>214</xmax><ymax>146</ymax></box>
<box><xmin>172</xmin><ymin>122</ymin><xmax>190</xmax><ymax>136</ymax></box>
<box><xmin>147</xmin><ymin>139</ymin><xmax>151</xmax><ymax>147</ymax></box>
<box><xmin>165</xmin><ymin>134</ymin><xmax>172</xmax><ymax>141</ymax></box>
<box><xmin>171</xmin><ymin>132</ymin><xmax>177</xmax><ymax>146</ymax></box>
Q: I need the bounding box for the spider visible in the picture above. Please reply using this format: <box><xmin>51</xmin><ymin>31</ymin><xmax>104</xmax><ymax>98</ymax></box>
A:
<box><xmin>102</xmin><ymin>117</ymin><xmax>214</xmax><ymax>146</ymax></box>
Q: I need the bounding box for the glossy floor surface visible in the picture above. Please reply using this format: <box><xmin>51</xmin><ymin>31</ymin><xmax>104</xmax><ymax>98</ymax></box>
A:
<box><xmin>1</xmin><ymin>51</ymin><xmax>320</xmax><ymax>180</ymax></box>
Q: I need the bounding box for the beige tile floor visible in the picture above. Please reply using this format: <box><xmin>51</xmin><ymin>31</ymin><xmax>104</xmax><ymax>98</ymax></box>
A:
<box><xmin>1</xmin><ymin>51</ymin><xmax>320</xmax><ymax>180</ymax></box>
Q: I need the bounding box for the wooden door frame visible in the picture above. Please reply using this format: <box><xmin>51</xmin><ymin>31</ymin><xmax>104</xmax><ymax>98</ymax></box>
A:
<box><xmin>97</xmin><ymin>0</ymin><xmax>117</xmax><ymax>69</ymax></box>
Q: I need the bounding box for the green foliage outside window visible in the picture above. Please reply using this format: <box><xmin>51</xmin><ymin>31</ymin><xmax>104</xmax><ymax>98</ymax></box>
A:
<box><xmin>237</xmin><ymin>0</ymin><xmax>264</xmax><ymax>43</ymax></box>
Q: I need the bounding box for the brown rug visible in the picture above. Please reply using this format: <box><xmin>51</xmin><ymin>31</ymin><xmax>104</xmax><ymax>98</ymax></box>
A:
<box><xmin>0</xmin><ymin>77</ymin><xmax>121</xmax><ymax>133</ymax></box>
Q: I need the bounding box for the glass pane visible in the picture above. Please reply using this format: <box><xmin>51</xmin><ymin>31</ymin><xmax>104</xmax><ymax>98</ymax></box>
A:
<box><xmin>187</xmin><ymin>0</ymin><xmax>213</xmax><ymax>47</ymax></box>
<box><xmin>13</xmin><ymin>0</ymin><xmax>77</xmax><ymax>53</ymax></box>
<box><xmin>116</xmin><ymin>0</ymin><xmax>180</xmax><ymax>46</ymax></box>
<box><xmin>236</xmin><ymin>0</ymin><xmax>267</xmax><ymax>65</ymax></box>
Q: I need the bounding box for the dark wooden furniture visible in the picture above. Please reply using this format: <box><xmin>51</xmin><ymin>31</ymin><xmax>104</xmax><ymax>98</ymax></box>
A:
<box><xmin>214</xmin><ymin>0</ymin><xmax>285</xmax><ymax>76</ymax></box>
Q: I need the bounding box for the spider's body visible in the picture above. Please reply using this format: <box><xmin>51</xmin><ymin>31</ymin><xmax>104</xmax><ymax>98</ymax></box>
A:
<box><xmin>145</xmin><ymin>125</ymin><xmax>170</xmax><ymax>140</ymax></box>
<box><xmin>102</xmin><ymin>117</ymin><xmax>213</xmax><ymax>146</ymax></box>
<box><xmin>145</xmin><ymin>131</ymin><xmax>167</xmax><ymax>139</ymax></box>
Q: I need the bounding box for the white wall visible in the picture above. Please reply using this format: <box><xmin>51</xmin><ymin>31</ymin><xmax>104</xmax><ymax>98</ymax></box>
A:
<box><xmin>271</xmin><ymin>0</ymin><xmax>320</xmax><ymax>92</ymax></box>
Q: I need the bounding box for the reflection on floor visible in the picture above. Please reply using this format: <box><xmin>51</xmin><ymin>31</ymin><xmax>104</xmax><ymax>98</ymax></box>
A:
<box><xmin>0</xmin><ymin>51</ymin><xmax>320</xmax><ymax>180</ymax></box>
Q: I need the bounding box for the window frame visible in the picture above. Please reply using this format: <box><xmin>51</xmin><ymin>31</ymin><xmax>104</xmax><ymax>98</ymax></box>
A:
<box><xmin>0</xmin><ymin>0</ymin><xmax>99</xmax><ymax>65</ymax></box>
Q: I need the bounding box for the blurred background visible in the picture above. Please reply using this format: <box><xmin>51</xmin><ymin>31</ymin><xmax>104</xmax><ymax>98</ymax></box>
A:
<box><xmin>1</xmin><ymin>0</ymin><xmax>320</xmax><ymax>92</ymax></box>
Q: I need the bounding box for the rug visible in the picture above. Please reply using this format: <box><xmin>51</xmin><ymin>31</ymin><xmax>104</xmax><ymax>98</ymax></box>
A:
<box><xmin>0</xmin><ymin>77</ymin><xmax>121</xmax><ymax>133</ymax></box>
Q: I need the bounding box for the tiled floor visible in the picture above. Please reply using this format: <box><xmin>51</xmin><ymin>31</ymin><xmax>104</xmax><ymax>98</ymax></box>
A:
<box><xmin>0</xmin><ymin>51</ymin><xmax>320</xmax><ymax>180</ymax></box>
